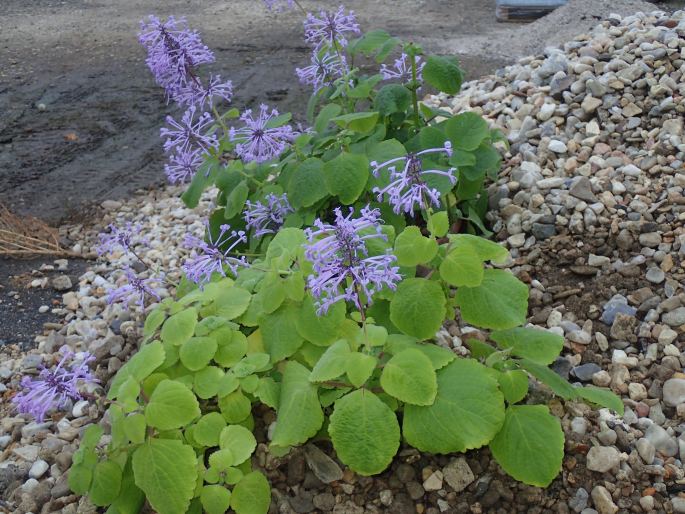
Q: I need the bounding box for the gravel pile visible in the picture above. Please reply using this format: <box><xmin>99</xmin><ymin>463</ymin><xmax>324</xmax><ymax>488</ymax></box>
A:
<box><xmin>2</xmin><ymin>6</ymin><xmax>685</xmax><ymax>514</ymax></box>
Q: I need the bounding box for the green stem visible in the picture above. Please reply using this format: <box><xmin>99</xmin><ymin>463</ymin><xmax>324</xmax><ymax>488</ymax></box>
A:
<box><xmin>410</xmin><ymin>51</ymin><xmax>421</xmax><ymax>130</ymax></box>
<box><xmin>212</xmin><ymin>105</ymin><xmax>229</xmax><ymax>134</ymax></box>
<box><xmin>236</xmin><ymin>168</ymin><xmax>265</xmax><ymax>187</ymax></box>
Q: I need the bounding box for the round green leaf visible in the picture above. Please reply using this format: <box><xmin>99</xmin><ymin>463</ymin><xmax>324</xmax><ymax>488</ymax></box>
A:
<box><xmin>208</xmin><ymin>287</ymin><xmax>252</xmax><ymax>320</ymax></box>
<box><xmin>394</xmin><ymin>226</ymin><xmax>438</xmax><ymax>267</ymax></box>
<box><xmin>495</xmin><ymin>370</ymin><xmax>529</xmax><ymax>404</ymax></box>
<box><xmin>194</xmin><ymin>366</ymin><xmax>225</xmax><ymax>399</ymax></box>
<box><xmin>145</xmin><ymin>380</ymin><xmax>200</xmax><ymax>430</ymax></box>
<box><xmin>329</xmin><ymin>390</ymin><xmax>400</xmax><ymax>476</ymax></box>
<box><xmin>403</xmin><ymin>358</ymin><xmax>505</xmax><ymax>453</ymax></box>
<box><xmin>201</xmin><ymin>485</ymin><xmax>232</xmax><ymax>514</ymax></box>
<box><xmin>219</xmin><ymin>425</ymin><xmax>257</xmax><ymax>465</ymax></box>
<box><xmin>454</xmin><ymin>269</ymin><xmax>528</xmax><ymax>330</ymax></box>
<box><xmin>288</xmin><ymin>158</ymin><xmax>327</xmax><ymax>209</ymax></box>
<box><xmin>180</xmin><ymin>337</ymin><xmax>218</xmax><ymax>371</ymax></box>
<box><xmin>489</xmin><ymin>405</ymin><xmax>564</xmax><ymax>487</ymax></box>
<box><xmin>439</xmin><ymin>246</ymin><xmax>484</xmax><ymax>287</ymax></box>
<box><xmin>345</xmin><ymin>353</ymin><xmax>377</xmax><ymax>387</ymax></box>
<box><xmin>161</xmin><ymin>308</ymin><xmax>197</xmax><ymax>346</ymax></box>
<box><xmin>108</xmin><ymin>341</ymin><xmax>165</xmax><ymax>400</ymax></box>
<box><xmin>323</xmin><ymin>152</ymin><xmax>369</xmax><ymax>205</ymax></box>
<box><xmin>374</xmin><ymin>84</ymin><xmax>411</xmax><ymax>116</ymax></box>
<box><xmin>132</xmin><ymin>439</ymin><xmax>197</xmax><ymax>514</ymax></box>
<box><xmin>123</xmin><ymin>413</ymin><xmax>147</xmax><ymax>445</ymax></box>
<box><xmin>380</xmin><ymin>348</ymin><xmax>437</xmax><ymax>405</ymax></box>
<box><xmin>219</xmin><ymin>390</ymin><xmax>252</xmax><ymax>424</ymax></box>
<box><xmin>214</xmin><ymin>329</ymin><xmax>248</xmax><ymax>367</ymax></box>
<box><xmin>445</xmin><ymin>111</ymin><xmax>488</xmax><ymax>151</ymax></box>
<box><xmin>423</xmin><ymin>55</ymin><xmax>464</xmax><ymax>95</ymax></box>
<box><xmin>427</xmin><ymin>211</ymin><xmax>449</xmax><ymax>238</ymax></box>
<box><xmin>194</xmin><ymin>413</ymin><xmax>227</xmax><ymax>447</ymax></box>
<box><xmin>295</xmin><ymin>296</ymin><xmax>346</xmax><ymax>347</ymax></box>
<box><xmin>230</xmin><ymin>472</ymin><xmax>271</xmax><ymax>514</ymax></box>
<box><xmin>309</xmin><ymin>340</ymin><xmax>350</xmax><ymax>383</ymax></box>
<box><xmin>490</xmin><ymin>327</ymin><xmax>563</xmax><ymax>365</ymax></box>
<box><xmin>261</xmin><ymin>303</ymin><xmax>304</xmax><ymax>362</ymax></box>
<box><xmin>89</xmin><ymin>460</ymin><xmax>122</xmax><ymax>506</ymax></box>
<box><xmin>389</xmin><ymin>278</ymin><xmax>446</xmax><ymax>340</ymax></box>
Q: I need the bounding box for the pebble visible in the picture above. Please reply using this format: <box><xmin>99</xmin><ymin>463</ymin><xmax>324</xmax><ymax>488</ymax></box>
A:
<box><xmin>591</xmin><ymin>485</ymin><xmax>618</xmax><ymax>514</ymax></box>
<box><xmin>442</xmin><ymin>458</ymin><xmax>474</xmax><ymax>493</ymax></box>
<box><xmin>423</xmin><ymin>470</ymin><xmax>444</xmax><ymax>491</ymax></box>
<box><xmin>663</xmin><ymin>307</ymin><xmax>685</xmax><ymax>327</ymax></box>
<box><xmin>663</xmin><ymin>378</ymin><xmax>685</xmax><ymax>407</ymax></box>
<box><xmin>29</xmin><ymin>459</ymin><xmax>49</xmax><ymax>479</ymax></box>
<box><xmin>51</xmin><ymin>275</ymin><xmax>73</xmax><ymax>291</ymax></box>
<box><xmin>548</xmin><ymin>140</ymin><xmax>568</xmax><ymax>153</ymax></box>
<box><xmin>645</xmin><ymin>424</ymin><xmax>678</xmax><ymax>457</ymax></box>
<box><xmin>673</xmin><ymin>497</ymin><xmax>685</xmax><ymax>514</ymax></box>
<box><xmin>586</xmin><ymin>446</ymin><xmax>620</xmax><ymax>473</ymax></box>
<box><xmin>636</xmin><ymin>438</ymin><xmax>655</xmax><ymax>464</ymax></box>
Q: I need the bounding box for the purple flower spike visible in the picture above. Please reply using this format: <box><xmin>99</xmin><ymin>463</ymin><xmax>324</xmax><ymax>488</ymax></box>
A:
<box><xmin>304</xmin><ymin>6</ymin><xmax>361</xmax><ymax>50</ymax></box>
<box><xmin>296</xmin><ymin>52</ymin><xmax>347</xmax><ymax>92</ymax></box>
<box><xmin>97</xmin><ymin>222</ymin><xmax>147</xmax><ymax>256</ymax></box>
<box><xmin>244</xmin><ymin>193</ymin><xmax>294</xmax><ymax>237</ymax></box>
<box><xmin>164</xmin><ymin>149</ymin><xmax>204</xmax><ymax>184</ymax></box>
<box><xmin>160</xmin><ymin>105</ymin><xmax>218</xmax><ymax>155</ymax></box>
<box><xmin>371</xmin><ymin>142</ymin><xmax>457</xmax><ymax>215</ymax></box>
<box><xmin>304</xmin><ymin>206</ymin><xmax>401</xmax><ymax>315</ymax></box>
<box><xmin>229</xmin><ymin>104</ymin><xmax>295</xmax><ymax>163</ymax></box>
<box><xmin>183</xmin><ymin>224</ymin><xmax>248</xmax><ymax>288</ymax></box>
<box><xmin>381</xmin><ymin>53</ymin><xmax>425</xmax><ymax>83</ymax></box>
<box><xmin>13</xmin><ymin>346</ymin><xmax>98</xmax><ymax>422</ymax></box>
<box><xmin>175</xmin><ymin>74</ymin><xmax>233</xmax><ymax>108</ymax></box>
<box><xmin>264</xmin><ymin>0</ymin><xmax>295</xmax><ymax>10</ymax></box>
<box><xmin>107</xmin><ymin>268</ymin><xmax>162</xmax><ymax>310</ymax></box>
<box><xmin>139</xmin><ymin>15</ymin><xmax>215</xmax><ymax>100</ymax></box>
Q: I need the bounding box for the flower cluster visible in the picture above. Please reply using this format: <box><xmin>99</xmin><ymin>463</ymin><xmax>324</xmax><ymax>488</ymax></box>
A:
<box><xmin>304</xmin><ymin>6</ymin><xmax>360</xmax><ymax>49</ymax></box>
<box><xmin>229</xmin><ymin>105</ymin><xmax>295</xmax><ymax>163</ymax></box>
<box><xmin>183</xmin><ymin>224</ymin><xmax>248</xmax><ymax>287</ymax></box>
<box><xmin>97</xmin><ymin>222</ymin><xmax>146</xmax><ymax>256</ymax></box>
<box><xmin>371</xmin><ymin>143</ymin><xmax>457</xmax><ymax>215</ymax></box>
<box><xmin>244</xmin><ymin>193</ymin><xmax>294</xmax><ymax>237</ymax></box>
<box><xmin>140</xmin><ymin>15</ymin><xmax>233</xmax><ymax>184</ymax></box>
<box><xmin>381</xmin><ymin>53</ymin><xmax>425</xmax><ymax>83</ymax></box>
<box><xmin>305</xmin><ymin>206</ymin><xmax>400</xmax><ymax>315</ymax></box>
<box><xmin>13</xmin><ymin>346</ymin><xmax>98</xmax><ymax>422</ymax></box>
<box><xmin>296</xmin><ymin>52</ymin><xmax>348</xmax><ymax>92</ymax></box>
<box><xmin>107</xmin><ymin>267</ymin><xmax>162</xmax><ymax>310</ymax></box>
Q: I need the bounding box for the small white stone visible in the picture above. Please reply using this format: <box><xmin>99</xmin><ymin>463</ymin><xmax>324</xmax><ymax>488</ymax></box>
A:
<box><xmin>29</xmin><ymin>459</ymin><xmax>49</xmax><ymax>479</ymax></box>
<box><xmin>548</xmin><ymin>140</ymin><xmax>567</xmax><ymax>153</ymax></box>
<box><xmin>38</xmin><ymin>305</ymin><xmax>50</xmax><ymax>314</ymax></box>
<box><xmin>72</xmin><ymin>400</ymin><xmax>90</xmax><ymax>418</ymax></box>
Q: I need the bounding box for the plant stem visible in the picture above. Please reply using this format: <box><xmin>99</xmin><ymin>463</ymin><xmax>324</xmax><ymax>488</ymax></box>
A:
<box><xmin>410</xmin><ymin>51</ymin><xmax>421</xmax><ymax>130</ymax></box>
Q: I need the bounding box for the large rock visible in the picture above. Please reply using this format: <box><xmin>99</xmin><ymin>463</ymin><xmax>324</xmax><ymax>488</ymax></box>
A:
<box><xmin>663</xmin><ymin>378</ymin><xmax>685</xmax><ymax>407</ymax></box>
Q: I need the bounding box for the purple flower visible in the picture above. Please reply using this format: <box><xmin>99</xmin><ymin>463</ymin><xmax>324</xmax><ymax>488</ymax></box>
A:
<box><xmin>107</xmin><ymin>268</ymin><xmax>162</xmax><ymax>310</ymax></box>
<box><xmin>296</xmin><ymin>52</ymin><xmax>347</xmax><ymax>92</ymax></box>
<box><xmin>381</xmin><ymin>53</ymin><xmax>425</xmax><ymax>83</ymax></box>
<box><xmin>160</xmin><ymin>105</ymin><xmax>218</xmax><ymax>155</ymax></box>
<box><xmin>304</xmin><ymin>6</ymin><xmax>361</xmax><ymax>50</ymax></box>
<box><xmin>304</xmin><ymin>206</ymin><xmax>401</xmax><ymax>315</ymax></box>
<box><xmin>139</xmin><ymin>15</ymin><xmax>215</xmax><ymax>100</ymax></box>
<box><xmin>175</xmin><ymin>74</ymin><xmax>233</xmax><ymax>108</ymax></box>
<box><xmin>244</xmin><ymin>193</ymin><xmax>294</xmax><ymax>237</ymax></box>
<box><xmin>183</xmin><ymin>224</ymin><xmax>248</xmax><ymax>287</ymax></box>
<box><xmin>371</xmin><ymin>143</ymin><xmax>457</xmax><ymax>215</ymax></box>
<box><xmin>13</xmin><ymin>346</ymin><xmax>97</xmax><ymax>422</ymax></box>
<box><xmin>97</xmin><ymin>222</ymin><xmax>146</xmax><ymax>256</ymax></box>
<box><xmin>263</xmin><ymin>0</ymin><xmax>295</xmax><ymax>10</ymax></box>
<box><xmin>164</xmin><ymin>148</ymin><xmax>204</xmax><ymax>184</ymax></box>
<box><xmin>229</xmin><ymin>104</ymin><xmax>295</xmax><ymax>163</ymax></box>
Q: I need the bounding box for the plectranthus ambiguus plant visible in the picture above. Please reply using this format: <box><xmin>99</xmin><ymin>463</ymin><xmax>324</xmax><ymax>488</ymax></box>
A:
<box><xmin>69</xmin><ymin>5</ymin><xmax>625</xmax><ymax>514</ymax></box>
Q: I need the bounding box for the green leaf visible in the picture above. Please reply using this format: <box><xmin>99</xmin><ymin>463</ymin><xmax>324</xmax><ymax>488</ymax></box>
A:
<box><xmin>144</xmin><ymin>308</ymin><xmax>166</xmax><ymax>337</ymax></box>
<box><xmin>576</xmin><ymin>386</ymin><xmax>624</xmax><ymax>415</ymax></box>
<box><xmin>194</xmin><ymin>366</ymin><xmax>225</xmax><ymax>399</ymax></box>
<box><xmin>255</xmin><ymin>272</ymin><xmax>286</xmax><ymax>314</ymax></box>
<box><xmin>427</xmin><ymin>211</ymin><xmax>449</xmax><ymax>238</ymax></box>
<box><xmin>219</xmin><ymin>425</ymin><xmax>257</xmax><ymax>466</ymax></box>
<box><xmin>331</xmin><ymin>112</ymin><xmax>379</xmax><ymax>133</ymax></box>
<box><xmin>179</xmin><ymin>337</ymin><xmax>218</xmax><ymax>371</ymax></box>
<box><xmin>123</xmin><ymin>413</ymin><xmax>147</xmax><ymax>445</ymax></box>
<box><xmin>230</xmin><ymin>472</ymin><xmax>271</xmax><ymax>514</ymax></box>
<box><xmin>454</xmin><ymin>269</ymin><xmax>528</xmax><ymax>330</ymax></box>
<box><xmin>394</xmin><ymin>226</ymin><xmax>438</xmax><ymax>267</ymax></box>
<box><xmin>161</xmin><ymin>309</ymin><xmax>197</xmax><ymax>346</ymax></box>
<box><xmin>106</xmin><ymin>459</ymin><xmax>145</xmax><ymax>514</ymax></box>
<box><xmin>68</xmin><ymin>464</ymin><xmax>93</xmax><ymax>495</ymax></box>
<box><xmin>389</xmin><ymin>278</ymin><xmax>446</xmax><ymax>340</ymax></box>
<box><xmin>314</xmin><ymin>104</ymin><xmax>342</xmax><ymax>133</ymax></box>
<box><xmin>287</xmin><ymin>158</ymin><xmax>328</xmax><ymax>209</ymax></box>
<box><xmin>272</xmin><ymin>361</ymin><xmax>324</xmax><ymax>447</ymax></box>
<box><xmin>255</xmin><ymin>377</ymin><xmax>280</xmax><ymax>409</ymax></box>
<box><xmin>423</xmin><ymin>55</ymin><xmax>463</xmax><ymax>94</ymax></box>
<box><xmin>323</xmin><ymin>152</ymin><xmax>369</xmax><ymax>205</ymax></box>
<box><xmin>448</xmin><ymin>234</ymin><xmax>508</xmax><ymax>263</ymax></box>
<box><xmin>490</xmin><ymin>327</ymin><xmax>563</xmax><ymax>366</ymax></box>
<box><xmin>182</xmin><ymin>158</ymin><xmax>219</xmax><ymax>208</ymax></box>
<box><xmin>261</xmin><ymin>303</ymin><xmax>304</xmax><ymax>362</ymax></box>
<box><xmin>233</xmin><ymin>353</ymin><xmax>271</xmax><ymax>377</ymax></box>
<box><xmin>349</xmin><ymin>29</ymin><xmax>394</xmax><ymax>56</ymax></box>
<box><xmin>345</xmin><ymin>353</ymin><xmax>377</xmax><ymax>387</ymax></box>
<box><xmin>381</xmin><ymin>349</ymin><xmax>437</xmax><ymax>405</ymax></box>
<box><xmin>329</xmin><ymin>390</ymin><xmax>400</xmax><ymax>476</ymax></box>
<box><xmin>309</xmin><ymin>340</ymin><xmax>350</xmax><ymax>382</ymax></box>
<box><xmin>194</xmin><ymin>413</ymin><xmax>227</xmax><ymax>447</ymax></box>
<box><xmin>489</xmin><ymin>405</ymin><xmax>564</xmax><ymax>487</ymax></box>
<box><xmin>132</xmin><ymin>439</ymin><xmax>197</xmax><ymax>514</ymax></box>
<box><xmin>214</xmin><ymin>329</ymin><xmax>248</xmax><ymax>367</ymax></box>
<box><xmin>495</xmin><ymin>370</ymin><xmax>529</xmax><ymax>404</ymax></box>
<box><xmin>225</xmin><ymin>180</ymin><xmax>249</xmax><ymax>219</ymax></box>
<box><xmin>295</xmin><ymin>295</ymin><xmax>346</xmax><ymax>347</ymax></box>
<box><xmin>201</xmin><ymin>485</ymin><xmax>232</xmax><ymax>514</ymax></box>
<box><xmin>108</xmin><ymin>341</ymin><xmax>165</xmax><ymax>399</ymax></box>
<box><xmin>145</xmin><ymin>380</ymin><xmax>201</xmax><ymax>430</ymax></box>
<box><xmin>219</xmin><ymin>390</ymin><xmax>252</xmax><ymax>424</ymax></box>
<box><xmin>445</xmin><ymin>112</ymin><xmax>489</xmax><ymax>151</ymax></box>
<box><xmin>90</xmin><ymin>460</ymin><xmax>122</xmax><ymax>506</ymax></box>
<box><xmin>208</xmin><ymin>287</ymin><xmax>252</xmax><ymax>320</ymax></box>
<box><xmin>374</xmin><ymin>84</ymin><xmax>412</xmax><ymax>116</ymax></box>
<box><xmin>439</xmin><ymin>246</ymin><xmax>484</xmax><ymax>287</ymax></box>
<box><xmin>403</xmin><ymin>358</ymin><xmax>505</xmax><ymax>453</ymax></box>
<box><xmin>518</xmin><ymin>359</ymin><xmax>577</xmax><ymax>400</ymax></box>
